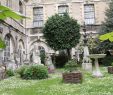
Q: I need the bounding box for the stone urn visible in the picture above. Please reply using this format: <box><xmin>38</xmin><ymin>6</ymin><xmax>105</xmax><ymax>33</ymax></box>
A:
<box><xmin>62</xmin><ymin>71</ymin><xmax>82</xmax><ymax>83</ymax></box>
<box><xmin>108</xmin><ymin>66</ymin><xmax>113</xmax><ymax>74</ymax></box>
<box><xmin>62</xmin><ymin>60</ymin><xmax>83</xmax><ymax>84</ymax></box>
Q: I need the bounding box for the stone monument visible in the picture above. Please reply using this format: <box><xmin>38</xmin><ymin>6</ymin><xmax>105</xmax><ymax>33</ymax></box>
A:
<box><xmin>32</xmin><ymin>44</ymin><xmax>41</xmax><ymax>65</ymax></box>
<box><xmin>45</xmin><ymin>53</ymin><xmax>55</xmax><ymax>73</ymax></box>
<box><xmin>82</xmin><ymin>24</ymin><xmax>92</xmax><ymax>72</ymax></box>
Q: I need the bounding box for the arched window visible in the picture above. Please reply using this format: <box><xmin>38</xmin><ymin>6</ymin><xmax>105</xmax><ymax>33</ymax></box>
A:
<box><xmin>4</xmin><ymin>35</ymin><xmax>10</xmax><ymax>62</ymax></box>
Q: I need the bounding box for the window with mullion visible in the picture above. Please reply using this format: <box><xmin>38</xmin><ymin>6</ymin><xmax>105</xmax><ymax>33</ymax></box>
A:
<box><xmin>58</xmin><ymin>5</ymin><xmax>69</xmax><ymax>15</ymax></box>
<box><xmin>84</xmin><ymin>4</ymin><xmax>95</xmax><ymax>25</ymax></box>
<box><xmin>33</xmin><ymin>7</ymin><xmax>43</xmax><ymax>27</ymax></box>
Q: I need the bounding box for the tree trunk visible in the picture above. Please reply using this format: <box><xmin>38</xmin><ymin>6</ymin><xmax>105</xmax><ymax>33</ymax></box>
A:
<box><xmin>67</xmin><ymin>48</ymin><xmax>71</xmax><ymax>60</ymax></box>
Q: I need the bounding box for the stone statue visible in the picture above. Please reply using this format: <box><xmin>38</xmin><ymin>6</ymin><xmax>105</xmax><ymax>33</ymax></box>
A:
<box><xmin>45</xmin><ymin>53</ymin><xmax>55</xmax><ymax>73</ymax></box>
<box><xmin>32</xmin><ymin>45</ymin><xmax>41</xmax><ymax>64</ymax></box>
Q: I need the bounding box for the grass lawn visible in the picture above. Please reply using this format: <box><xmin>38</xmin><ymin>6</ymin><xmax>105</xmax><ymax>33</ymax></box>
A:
<box><xmin>0</xmin><ymin>67</ymin><xmax>113</xmax><ymax>95</ymax></box>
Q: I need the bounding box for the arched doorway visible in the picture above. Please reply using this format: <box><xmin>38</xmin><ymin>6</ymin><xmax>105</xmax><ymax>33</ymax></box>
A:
<box><xmin>29</xmin><ymin>42</ymin><xmax>46</xmax><ymax>64</ymax></box>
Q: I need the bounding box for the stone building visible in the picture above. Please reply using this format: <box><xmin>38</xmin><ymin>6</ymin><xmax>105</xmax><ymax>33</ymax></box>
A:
<box><xmin>0</xmin><ymin>0</ymin><xmax>110</xmax><ymax>67</ymax></box>
<box><xmin>0</xmin><ymin>0</ymin><xmax>27</xmax><ymax>68</ymax></box>
<box><xmin>25</xmin><ymin>0</ymin><xmax>109</xmax><ymax>59</ymax></box>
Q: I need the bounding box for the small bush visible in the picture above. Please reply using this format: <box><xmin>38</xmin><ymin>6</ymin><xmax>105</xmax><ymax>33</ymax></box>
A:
<box><xmin>65</xmin><ymin>60</ymin><xmax>78</xmax><ymax>72</ymax></box>
<box><xmin>17</xmin><ymin>65</ymin><xmax>28</xmax><ymax>78</ymax></box>
<box><xmin>17</xmin><ymin>65</ymin><xmax>48</xmax><ymax>80</ymax></box>
<box><xmin>53</xmin><ymin>51</ymin><xmax>68</xmax><ymax>68</ymax></box>
<box><xmin>40</xmin><ymin>50</ymin><xmax>46</xmax><ymax>65</ymax></box>
<box><xmin>101</xmin><ymin>55</ymin><xmax>113</xmax><ymax>66</ymax></box>
<box><xmin>6</xmin><ymin>69</ymin><xmax>15</xmax><ymax>77</ymax></box>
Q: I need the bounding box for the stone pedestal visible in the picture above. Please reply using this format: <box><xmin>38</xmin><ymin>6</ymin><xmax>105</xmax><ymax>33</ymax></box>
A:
<box><xmin>82</xmin><ymin>63</ymin><xmax>92</xmax><ymax>72</ymax></box>
<box><xmin>93</xmin><ymin>58</ymin><xmax>103</xmax><ymax>77</ymax></box>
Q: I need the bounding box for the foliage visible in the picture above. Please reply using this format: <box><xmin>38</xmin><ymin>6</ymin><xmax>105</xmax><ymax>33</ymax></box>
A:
<box><xmin>54</xmin><ymin>50</ymin><xmax>68</xmax><ymax>68</ymax></box>
<box><xmin>101</xmin><ymin>55</ymin><xmax>113</xmax><ymax>66</ymax></box>
<box><xmin>99</xmin><ymin>32</ymin><xmax>113</xmax><ymax>42</ymax></box>
<box><xmin>79</xmin><ymin>34</ymin><xmax>100</xmax><ymax>54</ymax></box>
<box><xmin>0</xmin><ymin>37</ymin><xmax>6</xmax><ymax>49</ymax></box>
<box><xmin>43</xmin><ymin>13</ymin><xmax>80</xmax><ymax>59</ymax></box>
<box><xmin>0</xmin><ymin>5</ymin><xmax>26</xmax><ymax>20</ymax></box>
<box><xmin>17</xmin><ymin>65</ymin><xmax>48</xmax><ymax>80</ymax></box>
<box><xmin>99</xmin><ymin>0</ymin><xmax>113</xmax><ymax>50</ymax></box>
<box><xmin>65</xmin><ymin>59</ymin><xmax>78</xmax><ymax>72</ymax></box>
<box><xmin>111</xmin><ymin>62</ymin><xmax>113</xmax><ymax>66</ymax></box>
<box><xmin>1</xmin><ymin>67</ymin><xmax>113</xmax><ymax>95</ymax></box>
<box><xmin>17</xmin><ymin>65</ymin><xmax>29</xmax><ymax>78</ymax></box>
<box><xmin>87</xmin><ymin>35</ymin><xmax>100</xmax><ymax>54</ymax></box>
<box><xmin>6</xmin><ymin>69</ymin><xmax>15</xmax><ymax>77</ymax></box>
<box><xmin>40</xmin><ymin>50</ymin><xmax>46</xmax><ymax>65</ymax></box>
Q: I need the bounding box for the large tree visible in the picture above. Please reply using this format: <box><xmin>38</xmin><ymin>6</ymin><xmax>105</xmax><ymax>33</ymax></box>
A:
<box><xmin>98</xmin><ymin>0</ymin><xmax>113</xmax><ymax>51</ymax></box>
<box><xmin>43</xmin><ymin>13</ymin><xmax>80</xmax><ymax>59</ymax></box>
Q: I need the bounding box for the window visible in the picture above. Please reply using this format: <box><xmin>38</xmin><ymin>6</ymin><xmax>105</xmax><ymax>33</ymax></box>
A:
<box><xmin>33</xmin><ymin>7</ymin><xmax>43</xmax><ymax>27</ymax></box>
<box><xmin>58</xmin><ymin>5</ymin><xmax>69</xmax><ymax>15</ymax></box>
<box><xmin>4</xmin><ymin>35</ymin><xmax>10</xmax><ymax>62</ymax></box>
<box><xmin>84</xmin><ymin>4</ymin><xmax>95</xmax><ymax>25</ymax></box>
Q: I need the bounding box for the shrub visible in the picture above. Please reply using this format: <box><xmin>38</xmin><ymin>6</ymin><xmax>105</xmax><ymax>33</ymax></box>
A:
<box><xmin>40</xmin><ymin>50</ymin><xmax>46</xmax><ymax>65</ymax></box>
<box><xmin>53</xmin><ymin>51</ymin><xmax>68</xmax><ymax>68</ymax></box>
<box><xmin>17</xmin><ymin>65</ymin><xmax>28</xmax><ymax>78</ymax></box>
<box><xmin>6</xmin><ymin>69</ymin><xmax>15</xmax><ymax>77</ymax></box>
<box><xmin>101</xmin><ymin>55</ymin><xmax>113</xmax><ymax>66</ymax></box>
<box><xmin>65</xmin><ymin>60</ymin><xmax>78</xmax><ymax>72</ymax></box>
<box><xmin>18</xmin><ymin>65</ymin><xmax>48</xmax><ymax>80</ymax></box>
<box><xmin>111</xmin><ymin>62</ymin><xmax>113</xmax><ymax>66</ymax></box>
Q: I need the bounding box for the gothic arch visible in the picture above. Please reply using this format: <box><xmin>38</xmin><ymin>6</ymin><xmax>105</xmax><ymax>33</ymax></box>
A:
<box><xmin>4</xmin><ymin>33</ymin><xmax>15</xmax><ymax>49</ymax></box>
<box><xmin>3</xmin><ymin>33</ymin><xmax>15</xmax><ymax>62</ymax></box>
<box><xmin>18</xmin><ymin>39</ymin><xmax>25</xmax><ymax>49</ymax></box>
<box><xmin>30</xmin><ymin>40</ymin><xmax>49</xmax><ymax>53</ymax></box>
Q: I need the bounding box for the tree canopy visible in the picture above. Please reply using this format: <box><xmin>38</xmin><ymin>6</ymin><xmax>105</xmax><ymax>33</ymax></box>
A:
<box><xmin>43</xmin><ymin>13</ymin><xmax>80</xmax><ymax>51</ymax></box>
<box><xmin>99</xmin><ymin>0</ymin><xmax>113</xmax><ymax>50</ymax></box>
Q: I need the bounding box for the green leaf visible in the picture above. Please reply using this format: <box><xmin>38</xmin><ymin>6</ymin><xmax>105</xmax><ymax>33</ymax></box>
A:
<box><xmin>99</xmin><ymin>32</ymin><xmax>113</xmax><ymax>42</ymax></box>
<box><xmin>4</xmin><ymin>10</ymin><xmax>24</xmax><ymax>20</ymax></box>
<box><xmin>0</xmin><ymin>37</ymin><xmax>6</xmax><ymax>49</ymax></box>
<box><xmin>0</xmin><ymin>5</ymin><xmax>10</xmax><ymax>11</ymax></box>
<box><xmin>0</xmin><ymin>5</ymin><xmax>28</xmax><ymax>20</ymax></box>
<box><xmin>0</xmin><ymin>12</ymin><xmax>7</xmax><ymax>20</ymax></box>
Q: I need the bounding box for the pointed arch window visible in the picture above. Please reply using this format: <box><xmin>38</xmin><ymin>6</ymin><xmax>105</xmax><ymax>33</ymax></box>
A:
<box><xmin>4</xmin><ymin>35</ymin><xmax>10</xmax><ymax>62</ymax></box>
